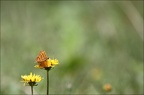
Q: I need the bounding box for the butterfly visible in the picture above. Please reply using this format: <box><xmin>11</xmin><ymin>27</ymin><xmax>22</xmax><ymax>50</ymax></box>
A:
<box><xmin>36</xmin><ymin>50</ymin><xmax>49</xmax><ymax>63</ymax></box>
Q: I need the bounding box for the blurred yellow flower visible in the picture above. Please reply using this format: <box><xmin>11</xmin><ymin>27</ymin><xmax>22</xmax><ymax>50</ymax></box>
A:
<box><xmin>35</xmin><ymin>58</ymin><xmax>59</xmax><ymax>70</ymax></box>
<box><xmin>21</xmin><ymin>72</ymin><xmax>43</xmax><ymax>86</ymax></box>
<box><xmin>103</xmin><ymin>83</ymin><xmax>112</xmax><ymax>92</ymax></box>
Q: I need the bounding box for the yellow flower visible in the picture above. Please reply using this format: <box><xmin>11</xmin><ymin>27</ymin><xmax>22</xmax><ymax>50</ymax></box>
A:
<box><xmin>103</xmin><ymin>83</ymin><xmax>112</xmax><ymax>92</ymax></box>
<box><xmin>35</xmin><ymin>58</ymin><xmax>59</xmax><ymax>70</ymax></box>
<box><xmin>21</xmin><ymin>72</ymin><xmax>43</xmax><ymax>86</ymax></box>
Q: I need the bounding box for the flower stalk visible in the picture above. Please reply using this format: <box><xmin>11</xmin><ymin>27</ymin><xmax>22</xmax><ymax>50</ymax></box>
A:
<box><xmin>31</xmin><ymin>85</ymin><xmax>33</xmax><ymax>95</ymax></box>
<box><xmin>47</xmin><ymin>70</ymin><xmax>49</xmax><ymax>95</ymax></box>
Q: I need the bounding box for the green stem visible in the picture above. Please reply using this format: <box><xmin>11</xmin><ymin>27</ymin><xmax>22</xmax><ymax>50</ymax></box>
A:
<box><xmin>47</xmin><ymin>70</ymin><xmax>49</xmax><ymax>95</ymax></box>
<box><xmin>31</xmin><ymin>85</ymin><xmax>33</xmax><ymax>95</ymax></box>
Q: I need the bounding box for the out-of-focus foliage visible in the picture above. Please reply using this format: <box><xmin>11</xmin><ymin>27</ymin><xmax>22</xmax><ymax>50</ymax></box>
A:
<box><xmin>1</xmin><ymin>1</ymin><xmax>143</xmax><ymax>95</ymax></box>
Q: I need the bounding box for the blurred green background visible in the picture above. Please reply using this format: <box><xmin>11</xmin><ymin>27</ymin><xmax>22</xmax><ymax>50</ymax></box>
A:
<box><xmin>1</xmin><ymin>1</ymin><xmax>143</xmax><ymax>95</ymax></box>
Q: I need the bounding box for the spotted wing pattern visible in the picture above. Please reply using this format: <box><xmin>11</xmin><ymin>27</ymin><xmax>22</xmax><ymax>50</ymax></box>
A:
<box><xmin>36</xmin><ymin>50</ymin><xmax>48</xmax><ymax>63</ymax></box>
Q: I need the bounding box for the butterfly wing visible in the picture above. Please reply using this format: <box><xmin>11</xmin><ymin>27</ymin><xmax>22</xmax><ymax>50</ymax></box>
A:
<box><xmin>36</xmin><ymin>50</ymin><xmax>48</xmax><ymax>63</ymax></box>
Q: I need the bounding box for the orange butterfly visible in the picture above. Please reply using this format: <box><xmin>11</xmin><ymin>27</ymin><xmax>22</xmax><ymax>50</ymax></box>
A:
<box><xmin>36</xmin><ymin>50</ymin><xmax>49</xmax><ymax>63</ymax></box>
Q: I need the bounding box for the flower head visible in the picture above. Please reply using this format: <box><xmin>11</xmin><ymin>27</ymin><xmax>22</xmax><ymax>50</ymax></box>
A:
<box><xmin>35</xmin><ymin>58</ymin><xmax>59</xmax><ymax>70</ymax></box>
<box><xmin>35</xmin><ymin>50</ymin><xmax>59</xmax><ymax>70</ymax></box>
<box><xmin>21</xmin><ymin>72</ymin><xmax>43</xmax><ymax>86</ymax></box>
